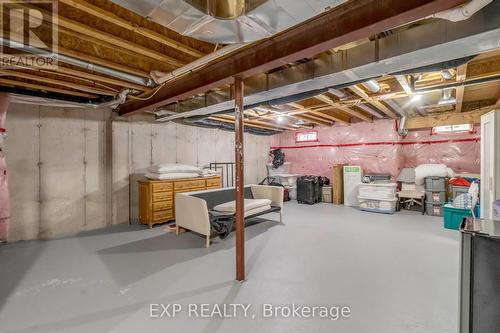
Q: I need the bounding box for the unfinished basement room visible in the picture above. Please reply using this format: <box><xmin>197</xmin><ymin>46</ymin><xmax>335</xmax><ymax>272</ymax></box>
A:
<box><xmin>1</xmin><ymin>0</ymin><xmax>500</xmax><ymax>332</ymax></box>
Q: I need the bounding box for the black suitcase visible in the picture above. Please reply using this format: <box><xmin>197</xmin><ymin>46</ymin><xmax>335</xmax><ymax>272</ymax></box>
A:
<box><xmin>297</xmin><ymin>176</ymin><xmax>322</xmax><ymax>204</ymax></box>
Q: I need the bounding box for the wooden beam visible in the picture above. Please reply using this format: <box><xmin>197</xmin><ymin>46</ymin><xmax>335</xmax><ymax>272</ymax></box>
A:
<box><xmin>119</xmin><ymin>0</ymin><xmax>467</xmax><ymax>115</ymax></box>
<box><xmin>59</xmin><ymin>0</ymin><xmax>206</xmax><ymax>58</ymax></box>
<box><xmin>0</xmin><ymin>78</ymin><xmax>97</xmax><ymax>98</ymax></box>
<box><xmin>0</xmin><ymin>69</ymin><xmax>116</xmax><ymax>96</ymax></box>
<box><xmin>19</xmin><ymin>4</ymin><xmax>185</xmax><ymax>68</ymax></box>
<box><xmin>455</xmin><ymin>64</ymin><xmax>467</xmax><ymax>112</ymax></box>
<box><xmin>406</xmin><ymin>109</ymin><xmax>491</xmax><ymax>129</ymax></box>
<box><xmin>288</xmin><ymin>102</ymin><xmax>347</xmax><ymax>125</ymax></box>
<box><xmin>495</xmin><ymin>95</ymin><xmax>500</xmax><ymax>109</ymax></box>
<box><xmin>315</xmin><ymin>94</ymin><xmax>373</xmax><ymax>122</ymax></box>
<box><xmin>348</xmin><ymin>85</ymin><xmax>398</xmax><ymax>119</ymax></box>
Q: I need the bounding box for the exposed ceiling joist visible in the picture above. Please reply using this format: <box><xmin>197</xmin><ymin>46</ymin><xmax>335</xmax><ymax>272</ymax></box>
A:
<box><xmin>119</xmin><ymin>0</ymin><xmax>467</xmax><ymax>116</ymax></box>
<box><xmin>0</xmin><ymin>69</ymin><xmax>116</xmax><ymax>96</ymax></box>
<box><xmin>288</xmin><ymin>102</ymin><xmax>348</xmax><ymax>125</ymax></box>
<box><xmin>59</xmin><ymin>47</ymin><xmax>150</xmax><ymax>78</ymax></box>
<box><xmin>406</xmin><ymin>109</ymin><xmax>491</xmax><ymax>129</ymax></box>
<box><xmin>209</xmin><ymin>116</ymin><xmax>283</xmax><ymax>132</ymax></box>
<box><xmin>395</xmin><ymin>75</ymin><xmax>413</xmax><ymax>95</ymax></box>
<box><xmin>348</xmin><ymin>85</ymin><xmax>399</xmax><ymax>119</ymax></box>
<box><xmin>315</xmin><ymin>94</ymin><xmax>372</xmax><ymax>122</ymax></box>
<box><xmin>59</xmin><ymin>0</ymin><xmax>206</xmax><ymax>58</ymax></box>
<box><xmin>19</xmin><ymin>4</ymin><xmax>185</xmax><ymax>68</ymax></box>
<box><xmin>294</xmin><ymin>114</ymin><xmax>332</xmax><ymax>126</ymax></box>
<box><xmin>0</xmin><ymin>78</ymin><xmax>97</xmax><ymax>98</ymax></box>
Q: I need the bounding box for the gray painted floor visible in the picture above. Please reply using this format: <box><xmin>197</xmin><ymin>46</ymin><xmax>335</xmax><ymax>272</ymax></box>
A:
<box><xmin>0</xmin><ymin>203</ymin><xmax>460</xmax><ymax>333</ymax></box>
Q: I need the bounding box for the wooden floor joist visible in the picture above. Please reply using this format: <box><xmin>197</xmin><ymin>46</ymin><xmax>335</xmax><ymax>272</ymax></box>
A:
<box><xmin>209</xmin><ymin>116</ymin><xmax>283</xmax><ymax>132</ymax></box>
<box><xmin>0</xmin><ymin>78</ymin><xmax>97</xmax><ymax>98</ymax></box>
<box><xmin>0</xmin><ymin>69</ymin><xmax>117</xmax><ymax>96</ymax></box>
<box><xmin>18</xmin><ymin>4</ymin><xmax>186</xmax><ymax>68</ymax></box>
<box><xmin>59</xmin><ymin>0</ymin><xmax>206</xmax><ymax>58</ymax></box>
<box><xmin>347</xmin><ymin>85</ymin><xmax>398</xmax><ymax>119</ymax></box>
<box><xmin>315</xmin><ymin>94</ymin><xmax>372</xmax><ymax>122</ymax></box>
<box><xmin>58</xmin><ymin>47</ymin><xmax>151</xmax><ymax>78</ymax></box>
<box><xmin>406</xmin><ymin>109</ymin><xmax>491</xmax><ymax>129</ymax></box>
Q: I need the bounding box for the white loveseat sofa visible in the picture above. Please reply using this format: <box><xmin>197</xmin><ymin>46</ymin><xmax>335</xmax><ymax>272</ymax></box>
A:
<box><xmin>175</xmin><ymin>185</ymin><xmax>284</xmax><ymax>247</ymax></box>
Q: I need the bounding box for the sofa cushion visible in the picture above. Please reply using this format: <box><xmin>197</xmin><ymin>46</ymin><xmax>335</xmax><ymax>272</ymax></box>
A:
<box><xmin>244</xmin><ymin>205</ymin><xmax>272</xmax><ymax>217</ymax></box>
<box><xmin>213</xmin><ymin>199</ymin><xmax>272</xmax><ymax>213</ymax></box>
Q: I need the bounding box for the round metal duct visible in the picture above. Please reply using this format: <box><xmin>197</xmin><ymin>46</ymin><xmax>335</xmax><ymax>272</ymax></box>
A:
<box><xmin>208</xmin><ymin>0</ymin><xmax>246</xmax><ymax>20</ymax></box>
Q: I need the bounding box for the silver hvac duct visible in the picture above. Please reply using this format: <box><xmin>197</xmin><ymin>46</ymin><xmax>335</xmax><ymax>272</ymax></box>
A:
<box><xmin>398</xmin><ymin>116</ymin><xmax>408</xmax><ymax>137</ymax></box>
<box><xmin>0</xmin><ymin>38</ymin><xmax>155</xmax><ymax>87</ymax></box>
<box><xmin>111</xmin><ymin>0</ymin><xmax>348</xmax><ymax>44</ymax></box>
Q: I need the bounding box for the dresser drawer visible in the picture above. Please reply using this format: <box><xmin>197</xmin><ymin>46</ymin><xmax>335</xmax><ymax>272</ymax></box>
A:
<box><xmin>206</xmin><ymin>178</ymin><xmax>221</xmax><ymax>188</ymax></box>
<box><xmin>153</xmin><ymin>210</ymin><xmax>173</xmax><ymax>222</ymax></box>
<box><xmin>152</xmin><ymin>192</ymin><xmax>172</xmax><ymax>202</ymax></box>
<box><xmin>153</xmin><ymin>201</ymin><xmax>173</xmax><ymax>211</ymax></box>
<box><xmin>152</xmin><ymin>182</ymin><xmax>173</xmax><ymax>193</ymax></box>
<box><xmin>174</xmin><ymin>179</ymin><xmax>206</xmax><ymax>191</ymax></box>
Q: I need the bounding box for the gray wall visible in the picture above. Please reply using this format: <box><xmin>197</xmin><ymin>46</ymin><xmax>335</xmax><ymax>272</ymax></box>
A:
<box><xmin>5</xmin><ymin>104</ymin><xmax>270</xmax><ymax>242</ymax></box>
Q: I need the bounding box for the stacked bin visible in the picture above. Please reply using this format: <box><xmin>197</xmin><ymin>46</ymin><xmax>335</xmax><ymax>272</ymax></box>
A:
<box><xmin>425</xmin><ymin>177</ymin><xmax>447</xmax><ymax>216</ymax></box>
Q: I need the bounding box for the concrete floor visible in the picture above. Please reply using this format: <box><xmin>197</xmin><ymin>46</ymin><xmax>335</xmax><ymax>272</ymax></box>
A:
<box><xmin>0</xmin><ymin>203</ymin><xmax>460</xmax><ymax>333</ymax></box>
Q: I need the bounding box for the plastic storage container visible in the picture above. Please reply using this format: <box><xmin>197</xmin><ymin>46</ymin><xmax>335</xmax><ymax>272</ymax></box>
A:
<box><xmin>426</xmin><ymin>202</ymin><xmax>444</xmax><ymax>216</ymax></box>
<box><xmin>425</xmin><ymin>177</ymin><xmax>447</xmax><ymax>191</ymax></box>
<box><xmin>443</xmin><ymin>204</ymin><xmax>473</xmax><ymax>230</ymax></box>
<box><xmin>451</xmin><ymin>185</ymin><xmax>470</xmax><ymax>200</ymax></box>
<box><xmin>425</xmin><ymin>191</ymin><xmax>446</xmax><ymax>204</ymax></box>
<box><xmin>322</xmin><ymin>186</ymin><xmax>332</xmax><ymax>203</ymax></box>
<box><xmin>358</xmin><ymin>196</ymin><xmax>397</xmax><ymax>214</ymax></box>
<box><xmin>358</xmin><ymin>183</ymin><xmax>397</xmax><ymax>200</ymax></box>
<box><xmin>288</xmin><ymin>186</ymin><xmax>297</xmax><ymax>201</ymax></box>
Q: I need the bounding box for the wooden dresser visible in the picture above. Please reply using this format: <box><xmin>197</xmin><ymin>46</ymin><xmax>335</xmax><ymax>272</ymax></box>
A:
<box><xmin>138</xmin><ymin>176</ymin><xmax>221</xmax><ymax>228</ymax></box>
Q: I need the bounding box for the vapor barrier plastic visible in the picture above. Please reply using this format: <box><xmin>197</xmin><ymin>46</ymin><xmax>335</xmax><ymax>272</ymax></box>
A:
<box><xmin>270</xmin><ymin>120</ymin><xmax>480</xmax><ymax>179</ymax></box>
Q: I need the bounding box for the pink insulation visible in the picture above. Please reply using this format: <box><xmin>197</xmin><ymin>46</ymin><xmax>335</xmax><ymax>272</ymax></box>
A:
<box><xmin>270</xmin><ymin>119</ymin><xmax>480</xmax><ymax>179</ymax></box>
<box><xmin>0</xmin><ymin>93</ymin><xmax>9</xmax><ymax>241</ymax></box>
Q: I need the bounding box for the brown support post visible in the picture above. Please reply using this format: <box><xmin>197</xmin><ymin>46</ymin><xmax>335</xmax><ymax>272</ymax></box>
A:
<box><xmin>234</xmin><ymin>76</ymin><xmax>245</xmax><ymax>282</ymax></box>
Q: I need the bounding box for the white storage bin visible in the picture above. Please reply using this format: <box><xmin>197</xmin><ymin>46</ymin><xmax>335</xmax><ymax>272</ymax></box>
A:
<box><xmin>358</xmin><ymin>183</ymin><xmax>397</xmax><ymax>200</ymax></box>
<box><xmin>358</xmin><ymin>196</ymin><xmax>397</xmax><ymax>214</ymax></box>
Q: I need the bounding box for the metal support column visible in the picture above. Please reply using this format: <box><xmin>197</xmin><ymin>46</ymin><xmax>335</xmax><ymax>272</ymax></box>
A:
<box><xmin>234</xmin><ymin>76</ymin><xmax>245</xmax><ymax>281</ymax></box>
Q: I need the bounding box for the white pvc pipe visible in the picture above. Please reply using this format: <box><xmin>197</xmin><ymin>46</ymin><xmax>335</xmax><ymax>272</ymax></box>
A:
<box><xmin>431</xmin><ymin>0</ymin><xmax>492</xmax><ymax>22</ymax></box>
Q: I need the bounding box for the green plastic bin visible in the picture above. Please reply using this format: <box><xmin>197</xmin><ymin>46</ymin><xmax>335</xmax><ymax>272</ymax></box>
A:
<box><xmin>443</xmin><ymin>204</ymin><xmax>472</xmax><ymax>230</ymax></box>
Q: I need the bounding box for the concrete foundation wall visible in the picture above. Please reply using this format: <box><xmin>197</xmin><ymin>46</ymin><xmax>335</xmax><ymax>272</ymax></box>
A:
<box><xmin>5</xmin><ymin>104</ymin><xmax>271</xmax><ymax>242</ymax></box>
